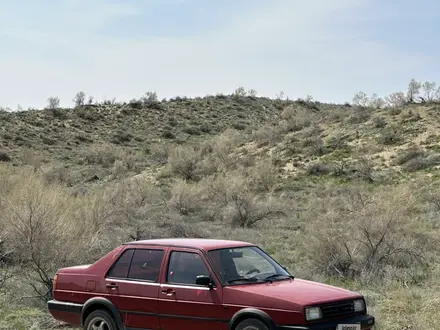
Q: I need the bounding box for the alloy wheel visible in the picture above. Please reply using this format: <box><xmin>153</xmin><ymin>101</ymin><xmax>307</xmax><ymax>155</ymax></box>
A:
<box><xmin>88</xmin><ymin>317</ymin><xmax>111</xmax><ymax>330</ymax></box>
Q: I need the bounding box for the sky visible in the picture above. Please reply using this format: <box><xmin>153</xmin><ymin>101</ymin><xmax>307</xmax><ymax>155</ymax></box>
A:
<box><xmin>0</xmin><ymin>0</ymin><xmax>439</xmax><ymax>109</ymax></box>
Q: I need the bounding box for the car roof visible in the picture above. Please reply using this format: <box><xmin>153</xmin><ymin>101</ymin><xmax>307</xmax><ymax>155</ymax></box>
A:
<box><xmin>125</xmin><ymin>238</ymin><xmax>255</xmax><ymax>251</ymax></box>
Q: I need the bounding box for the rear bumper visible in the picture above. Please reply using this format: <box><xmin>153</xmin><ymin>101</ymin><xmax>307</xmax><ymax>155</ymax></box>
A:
<box><xmin>47</xmin><ymin>299</ymin><xmax>83</xmax><ymax>314</ymax></box>
<box><xmin>47</xmin><ymin>300</ymin><xmax>83</xmax><ymax>326</ymax></box>
<box><xmin>277</xmin><ymin>314</ymin><xmax>375</xmax><ymax>330</ymax></box>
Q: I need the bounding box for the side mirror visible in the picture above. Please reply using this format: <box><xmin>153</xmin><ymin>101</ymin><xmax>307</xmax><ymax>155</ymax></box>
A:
<box><xmin>196</xmin><ymin>275</ymin><xmax>213</xmax><ymax>288</ymax></box>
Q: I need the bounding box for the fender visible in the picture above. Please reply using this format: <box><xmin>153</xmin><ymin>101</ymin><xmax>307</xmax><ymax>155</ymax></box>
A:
<box><xmin>229</xmin><ymin>308</ymin><xmax>276</xmax><ymax>330</ymax></box>
<box><xmin>81</xmin><ymin>297</ymin><xmax>124</xmax><ymax>329</ymax></box>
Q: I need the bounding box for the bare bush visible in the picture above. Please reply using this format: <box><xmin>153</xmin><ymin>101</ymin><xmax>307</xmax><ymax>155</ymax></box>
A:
<box><xmin>148</xmin><ymin>144</ymin><xmax>170</xmax><ymax>165</ymax></box>
<box><xmin>378</xmin><ymin>127</ymin><xmax>403</xmax><ymax>145</ymax></box>
<box><xmin>20</xmin><ymin>149</ymin><xmax>41</xmax><ymax>172</ymax></box>
<box><xmin>101</xmin><ymin>177</ymin><xmax>167</xmax><ymax>241</ymax></box>
<box><xmin>302</xmin><ymin>184</ymin><xmax>431</xmax><ymax>282</ymax></box>
<box><xmin>403</xmin><ymin>154</ymin><xmax>440</xmax><ymax>172</ymax></box>
<box><xmin>0</xmin><ymin>170</ymin><xmax>80</xmax><ymax>301</ymax></box>
<box><xmin>0</xmin><ymin>150</ymin><xmax>11</xmax><ymax>162</ymax></box>
<box><xmin>372</xmin><ymin>116</ymin><xmax>387</xmax><ymax>128</ymax></box>
<box><xmin>303</xmin><ymin>137</ymin><xmax>328</xmax><ymax>156</ymax></box>
<box><xmin>347</xmin><ymin>107</ymin><xmax>372</xmax><ymax>124</ymax></box>
<box><xmin>306</xmin><ymin>163</ymin><xmax>332</xmax><ymax>176</ymax></box>
<box><xmin>252</xmin><ymin>125</ymin><xmax>281</xmax><ymax>147</ymax></box>
<box><xmin>0</xmin><ymin>169</ymin><xmax>134</xmax><ymax>301</ymax></box>
<box><xmin>111</xmin><ymin>159</ymin><xmax>129</xmax><ymax>179</ymax></box>
<box><xmin>140</xmin><ymin>91</ymin><xmax>162</xmax><ymax>109</ymax></box>
<box><xmin>394</xmin><ymin>147</ymin><xmax>426</xmax><ymax>166</ymax></box>
<box><xmin>167</xmin><ymin>179</ymin><xmax>204</xmax><ymax>216</ymax></box>
<box><xmin>84</xmin><ymin>145</ymin><xmax>142</xmax><ymax>172</ymax></box>
<box><xmin>202</xmin><ymin>129</ymin><xmax>243</xmax><ymax>172</ymax></box>
<box><xmin>0</xmin><ymin>239</ymin><xmax>15</xmax><ymax>292</ymax></box>
<box><xmin>222</xmin><ymin>174</ymin><xmax>285</xmax><ymax>228</ymax></box>
<box><xmin>246</xmin><ymin>158</ymin><xmax>277</xmax><ymax>192</ymax></box>
<box><xmin>354</xmin><ymin>157</ymin><xmax>375</xmax><ymax>183</ymax></box>
<box><xmin>280</xmin><ymin>105</ymin><xmax>315</xmax><ymax>132</ymax></box>
<box><xmin>168</xmin><ymin>145</ymin><xmax>201</xmax><ymax>181</ymax></box>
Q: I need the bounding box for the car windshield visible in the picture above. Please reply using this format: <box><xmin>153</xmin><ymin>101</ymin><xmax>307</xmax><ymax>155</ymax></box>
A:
<box><xmin>207</xmin><ymin>246</ymin><xmax>293</xmax><ymax>285</ymax></box>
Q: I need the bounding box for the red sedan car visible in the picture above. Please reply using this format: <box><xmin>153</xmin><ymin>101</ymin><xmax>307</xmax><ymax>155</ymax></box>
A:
<box><xmin>47</xmin><ymin>238</ymin><xmax>375</xmax><ymax>330</ymax></box>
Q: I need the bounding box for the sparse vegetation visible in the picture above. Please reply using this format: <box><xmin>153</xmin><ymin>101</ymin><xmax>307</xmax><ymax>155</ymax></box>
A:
<box><xmin>1</xmin><ymin>81</ymin><xmax>440</xmax><ymax>329</ymax></box>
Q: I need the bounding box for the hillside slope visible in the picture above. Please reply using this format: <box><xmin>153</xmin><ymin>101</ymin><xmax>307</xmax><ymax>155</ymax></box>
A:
<box><xmin>2</xmin><ymin>96</ymin><xmax>440</xmax><ymax>186</ymax></box>
<box><xmin>1</xmin><ymin>95</ymin><xmax>440</xmax><ymax>330</ymax></box>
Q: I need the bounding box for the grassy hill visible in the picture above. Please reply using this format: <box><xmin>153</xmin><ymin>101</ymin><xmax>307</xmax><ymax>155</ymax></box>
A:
<box><xmin>1</xmin><ymin>94</ymin><xmax>440</xmax><ymax>329</ymax></box>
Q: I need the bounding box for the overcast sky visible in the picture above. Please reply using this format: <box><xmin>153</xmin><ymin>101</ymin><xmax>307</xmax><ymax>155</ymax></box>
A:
<box><xmin>1</xmin><ymin>0</ymin><xmax>439</xmax><ymax>109</ymax></box>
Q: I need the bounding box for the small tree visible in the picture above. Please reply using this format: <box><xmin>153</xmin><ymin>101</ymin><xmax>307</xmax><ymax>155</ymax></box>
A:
<box><xmin>436</xmin><ymin>86</ymin><xmax>440</xmax><ymax>101</ymax></box>
<box><xmin>407</xmin><ymin>78</ymin><xmax>421</xmax><ymax>102</ymax></box>
<box><xmin>233</xmin><ymin>86</ymin><xmax>246</xmax><ymax>97</ymax></box>
<box><xmin>385</xmin><ymin>92</ymin><xmax>406</xmax><ymax>107</ymax></box>
<box><xmin>73</xmin><ymin>91</ymin><xmax>86</xmax><ymax>108</ymax></box>
<box><xmin>422</xmin><ymin>81</ymin><xmax>437</xmax><ymax>102</ymax></box>
<box><xmin>140</xmin><ymin>91</ymin><xmax>162</xmax><ymax>109</ymax></box>
<box><xmin>247</xmin><ymin>89</ymin><xmax>257</xmax><ymax>97</ymax></box>
<box><xmin>304</xmin><ymin>94</ymin><xmax>314</xmax><ymax>102</ymax></box>
<box><xmin>141</xmin><ymin>91</ymin><xmax>158</xmax><ymax>104</ymax></box>
<box><xmin>368</xmin><ymin>93</ymin><xmax>385</xmax><ymax>108</ymax></box>
<box><xmin>352</xmin><ymin>91</ymin><xmax>369</xmax><ymax>107</ymax></box>
<box><xmin>47</xmin><ymin>97</ymin><xmax>60</xmax><ymax>110</ymax></box>
<box><xmin>276</xmin><ymin>91</ymin><xmax>285</xmax><ymax>100</ymax></box>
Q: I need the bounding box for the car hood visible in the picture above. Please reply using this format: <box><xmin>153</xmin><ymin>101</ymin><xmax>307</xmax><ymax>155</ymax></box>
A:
<box><xmin>223</xmin><ymin>278</ymin><xmax>361</xmax><ymax>309</ymax></box>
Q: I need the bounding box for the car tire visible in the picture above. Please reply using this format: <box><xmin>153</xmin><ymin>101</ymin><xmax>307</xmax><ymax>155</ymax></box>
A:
<box><xmin>84</xmin><ymin>309</ymin><xmax>118</xmax><ymax>330</ymax></box>
<box><xmin>235</xmin><ymin>318</ymin><xmax>270</xmax><ymax>330</ymax></box>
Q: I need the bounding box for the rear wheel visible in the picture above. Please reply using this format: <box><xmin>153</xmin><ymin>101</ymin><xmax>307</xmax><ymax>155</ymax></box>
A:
<box><xmin>235</xmin><ymin>318</ymin><xmax>269</xmax><ymax>330</ymax></box>
<box><xmin>84</xmin><ymin>310</ymin><xmax>117</xmax><ymax>330</ymax></box>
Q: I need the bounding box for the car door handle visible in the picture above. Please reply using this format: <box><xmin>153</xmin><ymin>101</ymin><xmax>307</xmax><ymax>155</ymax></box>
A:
<box><xmin>161</xmin><ymin>289</ymin><xmax>176</xmax><ymax>296</ymax></box>
<box><xmin>106</xmin><ymin>283</ymin><xmax>118</xmax><ymax>289</ymax></box>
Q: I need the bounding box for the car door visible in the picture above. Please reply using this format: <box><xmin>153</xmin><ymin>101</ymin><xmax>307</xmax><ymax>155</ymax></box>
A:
<box><xmin>105</xmin><ymin>246</ymin><xmax>167</xmax><ymax>330</ymax></box>
<box><xmin>158</xmin><ymin>248</ymin><xmax>224</xmax><ymax>330</ymax></box>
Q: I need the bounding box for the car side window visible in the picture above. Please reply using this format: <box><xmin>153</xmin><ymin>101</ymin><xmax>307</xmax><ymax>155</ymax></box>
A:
<box><xmin>127</xmin><ymin>249</ymin><xmax>165</xmax><ymax>282</ymax></box>
<box><xmin>107</xmin><ymin>249</ymin><xmax>134</xmax><ymax>279</ymax></box>
<box><xmin>166</xmin><ymin>251</ymin><xmax>210</xmax><ymax>285</ymax></box>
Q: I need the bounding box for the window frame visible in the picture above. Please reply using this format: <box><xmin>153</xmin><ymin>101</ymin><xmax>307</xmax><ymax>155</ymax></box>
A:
<box><xmin>127</xmin><ymin>248</ymin><xmax>166</xmax><ymax>283</ymax></box>
<box><xmin>165</xmin><ymin>249</ymin><xmax>216</xmax><ymax>288</ymax></box>
<box><xmin>206</xmin><ymin>245</ymin><xmax>292</xmax><ymax>286</ymax></box>
<box><xmin>105</xmin><ymin>248</ymin><xmax>135</xmax><ymax>280</ymax></box>
<box><xmin>105</xmin><ymin>247</ymin><xmax>165</xmax><ymax>283</ymax></box>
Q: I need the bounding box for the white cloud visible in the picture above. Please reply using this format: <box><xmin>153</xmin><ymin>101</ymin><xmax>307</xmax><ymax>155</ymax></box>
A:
<box><xmin>0</xmin><ymin>0</ymin><xmax>436</xmax><ymax>109</ymax></box>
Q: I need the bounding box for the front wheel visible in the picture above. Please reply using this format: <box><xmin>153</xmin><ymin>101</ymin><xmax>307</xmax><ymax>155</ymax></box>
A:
<box><xmin>236</xmin><ymin>318</ymin><xmax>269</xmax><ymax>330</ymax></box>
<box><xmin>84</xmin><ymin>310</ymin><xmax>118</xmax><ymax>330</ymax></box>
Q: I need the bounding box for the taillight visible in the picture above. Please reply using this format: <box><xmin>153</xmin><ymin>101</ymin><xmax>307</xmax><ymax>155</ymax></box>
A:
<box><xmin>52</xmin><ymin>274</ymin><xmax>58</xmax><ymax>291</ymax></box>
